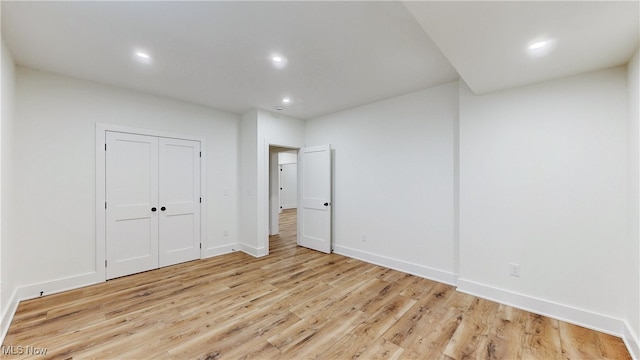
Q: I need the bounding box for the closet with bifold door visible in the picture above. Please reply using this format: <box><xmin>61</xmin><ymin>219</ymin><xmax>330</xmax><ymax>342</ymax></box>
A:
<box><xmin>105</xmin><ymin>131</ymin><xmax>201</xmax><ymax>280</ymax></box>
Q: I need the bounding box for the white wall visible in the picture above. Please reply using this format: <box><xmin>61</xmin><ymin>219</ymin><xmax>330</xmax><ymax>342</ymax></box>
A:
<box><xmin>305</xmin><ymin>82</ymin><xmax>458</xmax><ymax>284</ymax></box>
<box><xmin>258</xmin><ymin>111</ymin><xmax>305</xmax><ymax>150</ymax></box>
<box><xmin>13</xmin><ymin>67</ymin><xmax>239</xmax><ymax>293</ymax></box>
<box><xmin>1</xmin><ymin>39</ymin><xmax>16</xmax><ymax>329</ymax></box>
<box><xmin>279</xmin><ymin>150</ymin><xmax>297</xmax><ymax>165</ymax></box>
<box><xmin>238</xmin><ymin>110</ymin><xmax>258</xmax><ymax>252</ymax></box>
<box><xmin>238</xmin><ymin>109</ymin><xmax>304</xmax><ymax>255</ymax></box>
<box><xmin>626</xmin><ymin>48</ymin><xmax>640</xmax><ymax>356</ymax></box>
<box><xmin>257</xmin><ymin>110</ymin><xmax>304</xmax><ymax>255</ymax></box>
<box><xmin>458</xmin><ymin>67</ymin><xmax>629</xmax><ymax>334</ymax></box>
<box><xmin>279</xmin><ymin>163</ymin><xmax>298</xmax><ymax>209</ymax></box>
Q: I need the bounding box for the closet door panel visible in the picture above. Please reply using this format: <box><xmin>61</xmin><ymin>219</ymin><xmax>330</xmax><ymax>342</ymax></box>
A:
<box><xmin>158</xmin><ymin>138</ymin><xmax>201</xmax><ymax>267</ymax></box>
<box><xmin>105</xmin><ymin>132</ymin><xmax>159</xmax><ymax>279</ymax></box>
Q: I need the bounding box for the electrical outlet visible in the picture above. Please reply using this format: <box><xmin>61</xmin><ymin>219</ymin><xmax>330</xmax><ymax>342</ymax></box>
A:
<box><xmin>361</xmin><ymin>233</ymin><xmax>367</xmax><ymax>242</ymax></box>
<box><xmin>223</xmin><ymin>229</ymin><xmax>229</xmax><ymax>236</ymax></box>
<box><xmin>510</xmin><ymin>263</ymin><xmax>521</xmax><ymax>277</ymax></box>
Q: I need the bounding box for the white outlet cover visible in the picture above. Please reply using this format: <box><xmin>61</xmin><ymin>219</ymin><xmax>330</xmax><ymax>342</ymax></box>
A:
<box><xmin>510</xmin><ymin>263</ymin><xmax>521</xmax><ymax>277</ymax></box>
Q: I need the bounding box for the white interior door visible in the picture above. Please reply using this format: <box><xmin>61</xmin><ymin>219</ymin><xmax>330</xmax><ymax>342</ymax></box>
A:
<box><xmin>297</xmin><ymin>144</ymin><xmax>332</xmax><ymax>253</ymax></box>
<box><xmin>159</xmin><ymin>138</ymin><xmax>201</xmax><ymax>267</ymax></box>
<box><xmin>106</xmin><ymin>132</ymin><xmax>159</xmax><ymax>279</ymax></box>
<box><xmin>280</xmin><ymin>163</ymin><xmax>298</xmax><ymax>209</ymax></box>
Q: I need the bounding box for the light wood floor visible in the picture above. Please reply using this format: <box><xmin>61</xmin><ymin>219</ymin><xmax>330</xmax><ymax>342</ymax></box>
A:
<box><xmin>2</xmin><ymin>209</ymin><xmax>631</xmax><ymax>359</ymax></box>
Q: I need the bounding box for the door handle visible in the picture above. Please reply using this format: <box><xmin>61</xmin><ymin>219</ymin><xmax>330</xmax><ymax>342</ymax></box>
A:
<box><xmin>161</xmin><ymin>206</ymin><xmax>166</xmax><ymax>211</ymax></box>
<box><xmin>324</xmin><ymin>202</ymin><xmax>329</xmax><ymax>206</ymax></box>
<box><xmin>151</xmin><ymin>207</ymin><xmax>157</xmax><ymax>212</ymax></box>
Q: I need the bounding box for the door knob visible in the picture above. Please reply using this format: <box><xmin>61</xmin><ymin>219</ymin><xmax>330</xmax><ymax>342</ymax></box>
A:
<box><xmin>161</xmin><ymin>206</ymin><xmax>166</xmax><ymax>211</ymax></box>
<box><xmin>324</xmin><ymin>202</ymin><xmax>329</xmax><ymax>206</ymax></box>
<box><xmin>151</xmin><ymin>207</ymin><xmax>157</xmax><ymax>212</ymax></box>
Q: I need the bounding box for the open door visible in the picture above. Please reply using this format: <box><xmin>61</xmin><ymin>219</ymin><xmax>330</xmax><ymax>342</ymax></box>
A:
<box><xmin>297</xmin><ymin>144</ymin><xmax>332</xmax><ymax>253</ymax></box>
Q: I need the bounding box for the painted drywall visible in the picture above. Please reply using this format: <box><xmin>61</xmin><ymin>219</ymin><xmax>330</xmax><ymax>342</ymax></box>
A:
<box><xmin>305</xmin><ymin>82</ymin><xmax>458</xmax><ymax>283</ymax></box>
<box><xmin>13</xmin><ymin>67</ymin><xmax>239</xmax><ymax>291</ymax></box>
<box><xmin>238</xmin><ymin>110</ymin><xmax>259</xmax><ymax>252</ymax></box>
<box><xmin>458</xmin><ymin>67</ymin><xmax>629</xmax><ymax>330</ymax></box>
<box><xmin>256</xmin><ymin>110</ymin><xmax>304</xmax><ymax>255</ymax></box>
<box><xmin>258</xmin><ymin>110</ymin><xmax>305</xmax><ymax>148</ymax></box>
<box><xmin>1</xmin><ymin>39</ymin><xmax>15</xmax><ymax>324</ymax></box>
<box><xmin>280</xmin><ymin>163</ymin><xmax>297</xmax><ymax>209</ymax></box>
<box><xmin>238</xmin><ymin>109</ymin><xmax>304</xmax><ymax>255</ymax></box>
<box><xmin>627</xmin><ymin>48</ymin><xmax>640</xmax><ymax>355</ymax></box>
<box><xmin>278</xmin><ymin>151</ymin><xmax>297</xmax><ymax>165</ymax></box>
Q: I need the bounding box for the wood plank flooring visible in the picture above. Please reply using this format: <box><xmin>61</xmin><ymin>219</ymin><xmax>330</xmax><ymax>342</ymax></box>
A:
<box><xmin>2</xmin><ymin>209</ymin><xmax>631</xmax><ymax>359</ymax></box>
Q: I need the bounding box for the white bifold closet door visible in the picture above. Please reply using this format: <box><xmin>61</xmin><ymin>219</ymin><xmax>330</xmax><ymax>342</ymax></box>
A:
<box><xmin>105</xmin><ymin>131</ymin><xmax>201</xmax><ymax>280</ymax></box>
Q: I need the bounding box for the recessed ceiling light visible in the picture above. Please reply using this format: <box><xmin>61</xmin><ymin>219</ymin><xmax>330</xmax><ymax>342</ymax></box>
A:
<box><xmin>282</xmin><ymin>97</ymin><xmax>291</xmax><ymax>104</ymax></box>
<box><xmin>133</xmin><ymin>49</ymin><xmax>153</xmax><ymax>64</ymax></box>
<box><xmin>275</xmin><ymin>106</ymin><xmax>285</xmax><ymax>111</ymax></box>
<box><xmin>270</xmin><ymin>53</ymin><xmax>288</xmax><ymax>69</ymax></box>
<box><xmin>529</xmin><ymin>41</ymin><xmax>547</xmax><ymax>50</ymax></box>
<box><xmin>527</xmin><ymin>38</ymin><xmax>556</xmax><ymax>57</ymax></box>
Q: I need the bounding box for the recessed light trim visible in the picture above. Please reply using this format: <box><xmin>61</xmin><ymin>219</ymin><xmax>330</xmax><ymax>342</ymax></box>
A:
<box><xmin>529</xmin><ymin>41</ymin><xmax>547</xmax><ymax>50</ymax></box>
<box><xmin>282</xmin><ymin>97</ymin><xmax>291</xmax><ymax>104</ymax></box>
<box><xmin>133</xmin><ymin>49</ymin><xmax>153</xmax><ymax>64</ymax></box>
<box><xmin>270</xmin><ymin>53</ymin><xmax>288</xmax><ymax>69</ymax></box>
<box><xmin>527</xmin><ymin>38</ymin><xmax>556</xmax><ymax>57</ymax></box>
<box><xmin>136</xmin><ymin>51</ymin><xmax>150</xmax><ymax>59</ymax></box>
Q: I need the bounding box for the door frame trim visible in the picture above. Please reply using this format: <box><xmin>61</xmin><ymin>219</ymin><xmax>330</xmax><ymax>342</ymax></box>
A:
<box><xmin>95</xmin><ymin>123</ymin><xmax>207</xmax><ymax>281</ymax></box>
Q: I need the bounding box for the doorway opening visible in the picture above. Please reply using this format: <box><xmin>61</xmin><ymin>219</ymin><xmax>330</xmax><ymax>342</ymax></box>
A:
<box><xmin>269</xmin><ymin>146</ymin><xmax>299</xmax><ymax>252</ymax></box>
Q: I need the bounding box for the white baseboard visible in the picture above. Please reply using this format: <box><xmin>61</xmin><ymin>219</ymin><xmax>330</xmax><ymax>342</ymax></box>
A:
<box><xmin>457</xmin><ymin>278</ymin><xmax>625</xmax><ymax>338</ymax></box>
<box><xmin>239</xmin><ymin>243</ymin><xmax>268</xmax><ymax>258</ymax></box>
<box><xmin>623</xmin><ymin>321</ymin><xmax>640</xmax><ymax>360</ymax></box>
<box><xmin>202</xmin><ymin>243</ymin><xmax>240</xmax><ymax>258</ymax></box>
<box><xmin>15</xmin><ymin>272</ymin><xmax>99</xmax><ymax>301</ymax></box>
<box><xmin>1</xmin><ymin>287</ymin><xmax>19</xmax><ymax>346</ymax></box>
<box><xmin>333</xmin><ymin>244</ymin><xmax>457</xmax><ymax>286</ymax></box>
<box><xmin>0</xmin><ymin>271</ymin><xmax>99</xmax><ymax>345</ymax></box>
<box><xmin>203</xmin><ymin>243</ymin><xmax>271</xmax><ymax>259</ymax></box>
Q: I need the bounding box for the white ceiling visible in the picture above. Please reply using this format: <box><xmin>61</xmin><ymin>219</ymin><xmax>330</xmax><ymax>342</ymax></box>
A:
<box><xmin>1</xmin><ymin>1</ymin><xmax>458</xmax><ymax>119</ymax></box>
<box><xmin>404</xmin><ymin>1</ymin><xmax>639</xmax><ymax>94</ymax></box>
<box><xmin>2</xmin><ymin>1</ymin><xmax>639</xmax><ymax>119</ymax></box>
